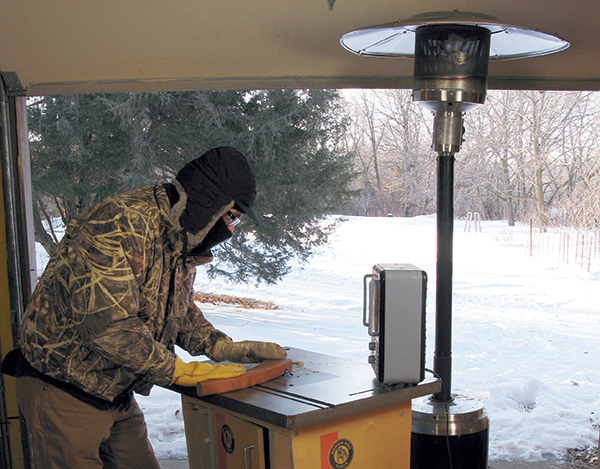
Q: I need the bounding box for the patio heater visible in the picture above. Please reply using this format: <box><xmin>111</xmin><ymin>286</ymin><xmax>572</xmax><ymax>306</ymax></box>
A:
<box><xmin>341</xmin><ymin>11</ymin><xmax>568</xmax><ymax>468</ymax></box>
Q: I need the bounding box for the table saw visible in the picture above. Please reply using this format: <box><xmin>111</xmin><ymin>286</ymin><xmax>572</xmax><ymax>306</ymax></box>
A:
<box><xmin>180</xmin><ymin>348</ymin><xmax>440</xmax><ymax>469</ymax></box>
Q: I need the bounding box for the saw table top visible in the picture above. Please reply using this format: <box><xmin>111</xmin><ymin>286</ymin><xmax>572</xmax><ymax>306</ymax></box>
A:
<box><xmin>180</xmin><ymin>348</ymin><xmax>440</xmax><ymax>429</ymax></box>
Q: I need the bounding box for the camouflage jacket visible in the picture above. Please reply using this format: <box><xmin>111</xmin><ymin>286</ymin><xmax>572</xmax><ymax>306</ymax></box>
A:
<box><xmin>20</xmin><ymin>184</ymin><xmax>227</xmax><ymax>401</ymax></box>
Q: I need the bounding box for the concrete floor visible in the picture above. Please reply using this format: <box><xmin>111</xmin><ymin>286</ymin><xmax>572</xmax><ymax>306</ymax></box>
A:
<box><xmin>158</xmin><ymin>459</ymin><xmax>574</xmax><ymax>468</ymax></box>
<box><xmin>158</xmin><ymin>460</ymin><xmax>189</xmax><ymax>469</ymax></box>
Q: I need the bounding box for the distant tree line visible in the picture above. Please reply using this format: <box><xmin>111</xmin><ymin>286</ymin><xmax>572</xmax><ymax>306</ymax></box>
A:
<box><xmin>342</xmin><ymin>89</ymin><xmax>600</xmax><ymax>230</ymax></box>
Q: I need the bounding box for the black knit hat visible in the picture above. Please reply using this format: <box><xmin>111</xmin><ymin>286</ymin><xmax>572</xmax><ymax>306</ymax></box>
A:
<box><xmin>175</xmin><ymin>147</ymin><xmax>259</xmax><ymax>233</ymax></box>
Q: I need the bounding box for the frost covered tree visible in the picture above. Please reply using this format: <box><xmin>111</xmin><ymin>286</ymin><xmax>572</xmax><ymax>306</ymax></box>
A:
<box><xmin>342</xmin><ymin>89</ymin><xmax>600</xmax><ymax>228</ymax></box>
<box><xmin>342</xmin><ymin>89</ymin><xmax>435</xmax><ymax>217</ymax></box>
<box><xmin>462</xmin><ymin>90</ymin><xmax>600</xmax><ymax>227</ymax></box>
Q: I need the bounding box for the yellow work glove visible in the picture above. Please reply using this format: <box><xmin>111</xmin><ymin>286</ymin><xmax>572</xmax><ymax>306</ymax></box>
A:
<box><xmin>212</xmin><ymin>338</ymin><xmax>287</xmax><ymax>364</ymax></box>
<box><xmin>171</xmin><ymin>356</ymin><xmax>245</xmax><ymax>386</ymax></box>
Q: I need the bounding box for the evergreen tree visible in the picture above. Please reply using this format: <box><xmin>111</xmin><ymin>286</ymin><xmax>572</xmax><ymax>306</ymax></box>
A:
<box><xmin>28</xmin><ymin>90</ymin><xmax>355</xmax><ymax>284</ymax></box>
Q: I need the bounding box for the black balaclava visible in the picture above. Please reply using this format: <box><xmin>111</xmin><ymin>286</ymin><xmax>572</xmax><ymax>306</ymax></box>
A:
<box><xmin>173</xmin><ymin>146</ymin><xmax>258</xmax><ymax>252</ymax></box>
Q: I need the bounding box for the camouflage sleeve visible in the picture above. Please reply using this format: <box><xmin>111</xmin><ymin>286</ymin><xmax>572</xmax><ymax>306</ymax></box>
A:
<box><xmin>175</xmin><ymin>288</ymin><xmax>229</xmax><ymax>359</ymax></box>
<box><xmin>65</xmin><ymin>205</ymin><xmax>174</xmax><ymax>387</ymax></box>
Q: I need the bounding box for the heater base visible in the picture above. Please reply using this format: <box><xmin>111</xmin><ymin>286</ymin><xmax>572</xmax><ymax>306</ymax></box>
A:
<box><xmin>411</xmin><ymin>395</ymin><xmax>489</xmax><ymax>469</ymax></box>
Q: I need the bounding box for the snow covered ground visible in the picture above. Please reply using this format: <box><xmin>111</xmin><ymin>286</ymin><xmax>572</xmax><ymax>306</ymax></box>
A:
<box><xmin>39</xmin><ymin>215</ymin><xmax>600</xmax><ymax>461</ymax></box>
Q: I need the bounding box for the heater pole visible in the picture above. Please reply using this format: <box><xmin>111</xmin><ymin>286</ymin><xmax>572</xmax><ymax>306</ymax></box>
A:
<box><xmin>430</xmin><ymin>110</ymin><xmax>462</xmax><ymax>402</ymax></box>
<box><xmin>433</xmin><ymin>150</ymin><xmax>455</xmax><ymax>402</ymax></box>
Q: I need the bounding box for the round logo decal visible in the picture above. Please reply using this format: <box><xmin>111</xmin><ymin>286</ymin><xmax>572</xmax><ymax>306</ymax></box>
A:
<box><xmin>329</xmin><ymin>438</ymin><xmax>354</xmax><ymax>469</ymax></box>
<box><xmin>220</xmin><ymin>424</ymin><xmax>235</xmax><ymax>454</ymax></box>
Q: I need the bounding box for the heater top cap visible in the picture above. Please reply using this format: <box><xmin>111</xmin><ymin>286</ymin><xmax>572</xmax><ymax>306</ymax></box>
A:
<box><xmin>340</xmin><ymin>10</ymin><xmax>569</xmax><ymax>61</ymax></box>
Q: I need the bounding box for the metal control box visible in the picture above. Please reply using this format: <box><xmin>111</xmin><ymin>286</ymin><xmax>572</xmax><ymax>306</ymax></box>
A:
<box><xmin>363</xmin><ymin>264</ymin><xmax>427</xmax><ymax>384</ymax></box>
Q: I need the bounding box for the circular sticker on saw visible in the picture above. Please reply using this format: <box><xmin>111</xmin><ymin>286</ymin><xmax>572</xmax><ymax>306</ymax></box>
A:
<box><xmin>220</xmin><ymin>424</ymin><xmax>234</xmax><ymax>454</ymax></box>
<box><xmin>329</xmin><ymin>438</ymin><xmax>354</xmax><ymax>468</ymax></box>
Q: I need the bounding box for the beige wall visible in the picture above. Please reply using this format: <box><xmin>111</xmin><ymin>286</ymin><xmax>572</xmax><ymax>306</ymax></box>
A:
<box><xmin>1</xmin><ymin>0</ymin><xmax>599</xmax><ymax>95</ymax></box>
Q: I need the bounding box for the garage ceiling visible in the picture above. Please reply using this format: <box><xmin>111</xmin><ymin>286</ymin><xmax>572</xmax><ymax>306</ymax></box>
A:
<box><xmin>1</xmin><ymin>0</ymin><xmax>598</xmax><ymax>95</ymax></box>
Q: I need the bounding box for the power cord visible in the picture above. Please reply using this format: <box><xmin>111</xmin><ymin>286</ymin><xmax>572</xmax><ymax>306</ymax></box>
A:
<box><xmin>424</xmin><ymin>368</ymin><xmax>454</xmax><ymax>469</ymax></box>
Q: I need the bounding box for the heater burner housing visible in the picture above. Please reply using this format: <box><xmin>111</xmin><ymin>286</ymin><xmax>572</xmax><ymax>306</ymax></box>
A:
<box><xmin>413</xmin><ymin>24</ymin><xmax>491</xmax><ymax>113</ymax></box>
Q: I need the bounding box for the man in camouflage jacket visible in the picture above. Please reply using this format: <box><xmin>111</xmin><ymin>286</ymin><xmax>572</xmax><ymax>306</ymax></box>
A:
<box><xmin>4</xmin><ymin>147</ymin><xmax>286</xmax><ymax>468</ymax></box>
